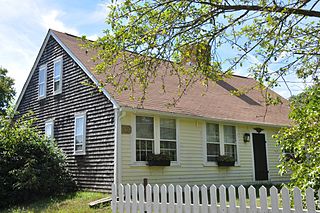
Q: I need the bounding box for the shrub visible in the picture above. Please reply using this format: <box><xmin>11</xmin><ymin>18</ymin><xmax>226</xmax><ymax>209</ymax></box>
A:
<box><xmin>0</xmin><ymin>109</ymin><xmax>76</xmax><ymax>208</ymax></box>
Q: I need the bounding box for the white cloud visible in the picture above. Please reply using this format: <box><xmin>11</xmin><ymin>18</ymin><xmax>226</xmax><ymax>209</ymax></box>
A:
<box><xmin>41</xmin><ymin>10</ymin><xmax>79</xmax><ymax>35</ymax></box>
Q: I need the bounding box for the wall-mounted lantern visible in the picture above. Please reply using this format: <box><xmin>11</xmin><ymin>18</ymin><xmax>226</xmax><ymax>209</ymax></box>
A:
<box><xmin>253</xmin><ymin>127</ymin><xmax>264</xmax><ymax>133</ymax></box>
<box><xmin>243</xmin><ymin>133</ymin><xmax>250</xmax><ymax>143</ymax></box>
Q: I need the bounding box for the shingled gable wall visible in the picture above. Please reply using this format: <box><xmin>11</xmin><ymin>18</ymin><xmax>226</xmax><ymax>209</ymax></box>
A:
<box><xmin>17</xmin><ymin>35</ymin><xmax>115</xmax><ymax>192</ymax></box>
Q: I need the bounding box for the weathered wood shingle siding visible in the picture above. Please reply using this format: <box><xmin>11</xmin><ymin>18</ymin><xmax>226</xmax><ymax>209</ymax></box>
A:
<box><xmin>17</xmin><ymin>36</ymin><xmax>115</xmax><ymax>192</ymax></box>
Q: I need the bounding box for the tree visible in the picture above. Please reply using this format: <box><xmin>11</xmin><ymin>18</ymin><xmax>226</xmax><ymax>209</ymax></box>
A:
<box><xmin>275</xmin><ymin>84</ymin><xmax>320</xmax><ymax>194</ymax></box>
<box><xmin>0</xmin><ymin>67</ymin><xmax>15</xmax><ymax>114</ymax></box>
<box><xmin>84</xmin><ymin>0</ymin><xmax>320</xmax><ymax>103</ymax></box>
<box><xmin>0</xmin><ymin>109</ymin><xmax>76</xmax><ymax>208</ymax></box>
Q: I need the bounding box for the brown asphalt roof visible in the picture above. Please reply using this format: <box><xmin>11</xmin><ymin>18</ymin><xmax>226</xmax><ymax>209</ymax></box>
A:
<box><xmin>52</xmin><ymin>30</ymin><xmax>290</xmax><ymax>126</ymax></box>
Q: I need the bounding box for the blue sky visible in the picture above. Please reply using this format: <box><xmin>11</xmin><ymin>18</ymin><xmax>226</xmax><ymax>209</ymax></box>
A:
<box><xmin>0</xmin><ymin>0</ymin><xmax>309</xmax><ymax>99</ymax></box>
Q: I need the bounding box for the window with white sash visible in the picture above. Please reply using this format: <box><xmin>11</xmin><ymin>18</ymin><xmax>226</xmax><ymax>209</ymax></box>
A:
<box><xmin>45</xmin><ymin>120</ymin><xmax>54</xmax><ymax>139</ymax></box>
<box><xmin>74</xmin><ymin>113</ymin><xmax>86</xmax><ymax>154</ymax></box>
<box><xmin>53</xmin><ymin>57</ymin><xmax>63</xmax><ymax>94</ymax></box>
<box><xmin>38</xmin><ymin>65</ymin><xmax>47</xmax><ymax>98</ymax></box>
<box><xmin>135</xmin><ymin>116</ymin><xmax>178</xmax><ymax>162</ymax></box>
<box><xmin>205</xmin><ymin>123</ymin><xmax>238</xmax><ymax>163</ymax></box>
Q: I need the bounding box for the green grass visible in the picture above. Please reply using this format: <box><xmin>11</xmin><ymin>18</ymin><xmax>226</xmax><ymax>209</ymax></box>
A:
<box><xmin>1</xmin><ymin>192</ymin><xmax>112</xmax><ymax>213</ymax></box>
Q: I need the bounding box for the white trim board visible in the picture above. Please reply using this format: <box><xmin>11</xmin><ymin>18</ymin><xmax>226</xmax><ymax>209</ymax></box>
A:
<box><xmin>14</xmin><ymin>29</ymin><xmax>120</xmax><ymax>111</ymax></box>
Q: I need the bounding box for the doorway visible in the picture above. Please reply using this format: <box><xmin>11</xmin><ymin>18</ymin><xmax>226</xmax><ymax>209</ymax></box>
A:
<box><xmin>252</xmin><ymin>133</ymin><xmax>269</xmax><ymax>181</ymax></box>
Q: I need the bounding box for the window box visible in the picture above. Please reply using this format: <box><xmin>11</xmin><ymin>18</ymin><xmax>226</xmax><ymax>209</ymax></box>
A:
<box><xmin>217</xmin><ymin>155</ymin><xmax>235</xmax><ymax>167</ymax></box>
<box><xmin>147</xmin><ymin>160</ymin><xmax>171</xmax><ymax>166</ymax></box>
<box><xmin>146</xmin><ymin>153</ymin><xmax>171</xmax><ymax>166</ymax></box>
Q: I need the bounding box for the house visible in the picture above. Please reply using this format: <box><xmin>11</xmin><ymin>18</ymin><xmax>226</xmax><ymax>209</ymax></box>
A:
<box><xmin>15</xmin><ymin>29</ymin><xmax>290</xmax><ymax>192</ymax></box>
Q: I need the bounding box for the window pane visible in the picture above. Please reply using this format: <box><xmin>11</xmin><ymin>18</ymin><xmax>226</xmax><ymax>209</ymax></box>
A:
<box><xmin>224</xmin><ymin>125</ymin><xmax>236</xmax><ymax>144</ymax></box>
<box><xmin>206</xmin><ymin>123</ymin><xmax>219</xmax><ymax>142</ymax></box>
<box><xmin>45</xmin><ymin>123</ymin><xmax>52</xmax><ymax>138</ymax></box>
<box><xmin>136</xmin><ymin>139</ymin><xmax>153</xmax><ymax>161</ymax></box>
<box><xmin>76</xmin><ymin>117</ymin><xmax>84</xmax><ymax>136</ymax></box>
<box><xmin>160</xmin><ymin>140</ymin><xmax>176</xmax><ymax>161</ymax></box>
<box><xmin>136</xmin><ymin>116</ymin><xmax>154</xmax><ymax>139</ymax></box>
<box><xmin>54</xmin><ymin>80</ymin><xmax>60</xmax><ymax>92</ymax></box>
<box><xmin>39</xmin><ymin>84</ymin><xmax>45</xmax><ymax>97</ymax></box>
<box><xmin>207</xmin><ymin>143</ymin><xmax>219</xmax><ymax>162</ymax></box>
<box><xmin>160</xmin><ymin>118</ymin><xmax>176</xmax><ymax>140</ymax></box>
<box><xmin>39</xmin><ymin>69</ymin><xmax>45</xmax><ymax>83</ymax></box>
<box><xmin>54</xmin><ymin>60</ymin><xmax>62</xmax><ymax>77</ymax></box>
<box><xmin>225</xmin><ymin>144</ymin><xmax>237</xmax><ymax>160</ymax></box>
<box><xmin>75</xmin><ymin>135</ymin><xmax>83</xmax><ymax>144</ymax></box>
<box><xmin>75</xmin><ymin>144</ymin><xmax>83</xmax><ymax>151</ymax></box>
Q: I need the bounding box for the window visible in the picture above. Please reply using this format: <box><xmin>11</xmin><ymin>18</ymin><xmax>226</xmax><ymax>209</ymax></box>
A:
<box><xmin>224</xmin><ymin>125</ymin><xmax>237</xmax><ymax>161</ymax></box>
<box><xmin>38</xmin><ymin>65</ymin><xmax>47</xmax><ymax>98</ymax></box>
<box><xmin>160</xmin><ymin>118</ymin><xmax>177</xmax><ymax>161</ymax></box>
<box><xmin>45</xmin><ymin>120</ymin><xmax>54</xmax><ymax>139</ymax></box>
<box><xmin>136</xmin><ymin>116</ymin><xmax>154</xmax><ymax>161</ymax></box>
<box><xmin>135</xmin><ymin>116</ymin><xmax>178</xmax><ymax>162</ymax></box>
<box><xmin>206</xmin><ymin>123</ymin><xmax>220</xmax><ymax>162</ymax></box>
<box><xmin>205</xmin><ymin>123</ymin><xmax>238</xmax><ymax>163</ymax></box>
<box><xmin>74</xmin><ymin>114</ymin><xmax>86</xmax><ymax>154</ymax></box>
<box><xmin>53</xmin><ymin>57</ymin><xmax>63</xmax><ymax>94</ymax></box>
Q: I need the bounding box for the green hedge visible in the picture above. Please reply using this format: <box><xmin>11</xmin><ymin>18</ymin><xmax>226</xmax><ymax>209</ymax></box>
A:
<box><xmin>0</xmin><ymin>110</ymin><xmax>76</xmax><ymax>208</ymax></box>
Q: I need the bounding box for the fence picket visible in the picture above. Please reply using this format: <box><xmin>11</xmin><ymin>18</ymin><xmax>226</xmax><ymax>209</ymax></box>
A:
<box><xmin>281</xmin><ymin>187</ymin><xmax>291</xmax><ymax>213</ymax></box>
<box><xmin>125</xmin><ymin>184</ymin><xmax>131</xmax><ymax>213</ymax></box>
<box><xmin>318</xmin><ymin>190</ymin><xmax>320</xmax><ymax>210</ymax></box>
<box><xmin>228</xmin><ymin>185</ymin><xmax>236</xmax><ymax>213</ymax></box>
<box><xmin>111</xmin><ymin>183</ymin><xmax>117</xmax><ymax>213</ymax></box>
<box><xmin>176</xmin><ymin>185</ymin><xmax>183</xmax><ymax>213</ymax></box>
<box><xmin>293</xmin><ymin>187</ymin><xmax>303</xmax><ymax>212</ymax></box>
<box><xmin>201</xmin><ymin>185</ymin><xmax>208</xmax><ymax>213</ymax></box>
<box><xmin>138</xmin><ymin>184</ymin><xmax>145</xmax><ymax>213</ymax></box>
<box><xmin>146</xmin><ymin>184</ymin><xmax>152</xmax><ymax>213</ymax></box>
<box><xmin>160</xmin><ymin>185</ymin><xmax>167</xmax><ymax>213</ymax></box>
<box><xmin>306</xmin><ymin>187</ymin><xmax>316</xmax><ymax>212</ymax></box>
<box><xmin>219</xmin><ymin>185</ymin><xmax>227</xmax><ymax>213</ymax></box>
<box><xmin>153</xmin><ymin>184</ymin><xmax>160</xmax><ymax>213</ymax></box>
<box><xmin>184</xmin><ymin>185</ymin><xmax>191</xmax><ymax>213</ymax></box>
<box><xmin>132</xmin><ymin>184</ymin><xmax>138</xmax><ymax>213</ymax></box>
<box><xmin>168</xmin><ymin>184</ymin><xmax>175</xmax><ymax>213</ymax></box>
<box><xmin>210</xmin><ymin>185</ymin><xmax>218</xmax><ymax>213</ymax></box>
<box><xmin>259</xmin><ymin>186</ymin><xmax>268</xmax><ymax>213</ymax></box>
<box><xmin>193</xmin><ymin>185</ymin><xmax>200</xmax><ymax>213</ymax></box>
<box><xmin>119</xmin><ymin>184</ymin><xmax>124</xmax><ymax>213</ymax></box>
<box><xmin>238</xmin><ymin>185</ymin><xmax>246</xmax><ymax>213</ymax></box>
<box><xmin>248</xmin><ymin>185</ymin><xmax>257</xmax><ymax>213</ymax></box>
<box><xmin>270</xmin><ymin>186</ymin><xmax>279</xmax><ymax>213</ymax></box>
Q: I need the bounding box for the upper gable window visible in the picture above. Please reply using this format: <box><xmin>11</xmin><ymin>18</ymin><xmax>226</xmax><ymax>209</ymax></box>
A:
<box><xmin>38</xmin><ymin>65</ymin><xmax>47</xmax><ymax>98</ymax></box>
<box><xmin>53</xmin><ymin>57</ymin><xmax>63</xmax><ymax>94</ymax></box>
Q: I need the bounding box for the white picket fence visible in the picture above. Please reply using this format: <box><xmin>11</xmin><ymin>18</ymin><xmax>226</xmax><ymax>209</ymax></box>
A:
<box><xmin>111</xmin><ymin>183</ymin><xmax>320</xmax><ymax>213</ymax></box>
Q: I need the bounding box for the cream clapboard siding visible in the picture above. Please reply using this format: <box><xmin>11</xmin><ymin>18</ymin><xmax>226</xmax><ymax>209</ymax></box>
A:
<box><xmin>120</xmin><ymin>112</ymin><xmax>289</xmax><ymax>186</ymax></box>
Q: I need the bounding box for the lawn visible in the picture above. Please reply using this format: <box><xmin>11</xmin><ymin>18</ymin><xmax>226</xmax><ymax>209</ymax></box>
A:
<box><xmin>2</xmin><ymin>192</ymin><xmax>112</xmax><ymax>213</ymax></box>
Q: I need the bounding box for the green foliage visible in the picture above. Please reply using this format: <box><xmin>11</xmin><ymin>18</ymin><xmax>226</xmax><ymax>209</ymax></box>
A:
<box><xmin>84</xmin><ymin>0</ymin><xmax>319</xmax><ymax>103</ymax></box>
<box><xmin>275</xmin><ymin>85</ymin><xmax>320</xmax><ymax>194</ymax></box>
<box><xmin>0</xmin><ymin>67</ymin><xmax>15</xmax><ymax>114</ymax></box>
<box><xmin>0</xmin><ymin>109</ymin><xmax>76</xmax><ymax>208</ymax></box>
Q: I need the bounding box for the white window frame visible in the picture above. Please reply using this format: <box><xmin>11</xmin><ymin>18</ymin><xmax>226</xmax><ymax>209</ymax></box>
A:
<box><xmin>203</xmin><ymin>122</ymin><xmax>239</xmax><ymax>166</ymax></box>
<box><xmin>45</xmin><ymin>119</ymin><xmax>54</xmax><ymax>139</ymax></box>
<box><xmin>38</xmin><ymin>64</ymin><xmax>47</xmax><ymax>99</ymax></box>
<box><xmin>131</xmin><ymin>114</ymin><xmax>180</xmax><ymax>166</ymax></box>
<box><xmin>74</xmin><ymin>113</ymin><xmax>86</xmax><ymax>155</ymax></box>
<box><xmin>53</xmin><ymin>56</ymin><xmax>63</xmax><ymax>95</ymax></box>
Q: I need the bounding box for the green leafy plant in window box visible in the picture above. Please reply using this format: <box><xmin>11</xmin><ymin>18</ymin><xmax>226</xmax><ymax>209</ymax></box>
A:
<box><xmin>147</xmin><ymin>153</ymin><xmax>171</xmax><ymax>166</ymax></box>
<box><xmin>217</xmin><ymin>155</ymin><xmax>235</xmax><ymax>166</ymax></box>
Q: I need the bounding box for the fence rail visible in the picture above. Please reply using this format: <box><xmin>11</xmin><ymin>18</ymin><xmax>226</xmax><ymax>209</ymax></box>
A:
<box><xmin>111</xmin><ymin>183</ymin><xmax>320</xmax><ymax>213</ymax></box>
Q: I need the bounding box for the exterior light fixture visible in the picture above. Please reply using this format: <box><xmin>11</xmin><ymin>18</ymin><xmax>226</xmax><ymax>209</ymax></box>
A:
<box><xmin>243</xmin><ymin>133</ymin><xmax>250</xmax><ymax>143</ymax></box>
<box><xmin>253</xmin><ymin>127</ymin><xmax>264</xmax><ymax>133</ymax></box>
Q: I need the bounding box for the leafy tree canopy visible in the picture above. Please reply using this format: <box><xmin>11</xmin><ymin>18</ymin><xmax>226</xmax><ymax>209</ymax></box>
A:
<box><xmin>85</xmin><ymin>0</ymin><xmax>320</xmax><ymax>103</ymax></box>
<box><xmin>0</xmin><ymin>67</ymin><xmax>15</xmax><ymax>113</ymax></box>
<box><xmin>275</xmin><ymin>84</ymin><xmax>320</xmax><ymax>193</ymax></box>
